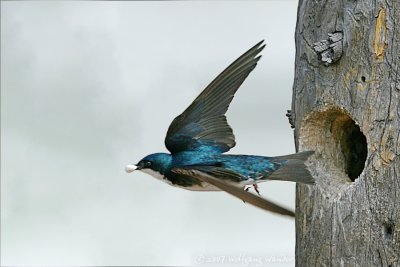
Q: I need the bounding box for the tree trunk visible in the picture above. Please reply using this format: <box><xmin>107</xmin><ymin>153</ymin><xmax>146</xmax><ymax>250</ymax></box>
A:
<box><xmin>292</xmin><ymin>0</ymin><xmax>400</xmax><ymax>266</ymax></box>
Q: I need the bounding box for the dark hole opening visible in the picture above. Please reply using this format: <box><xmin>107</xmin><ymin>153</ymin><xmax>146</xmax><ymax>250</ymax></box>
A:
<box><xmin>361</xmin><ymin>76</ymin><xmax>366</xmax><ymax>82</ymax></box>
<box><xmin>383</xmin><ymin>223</ymin><xmax>394</xmax><ymax>241</ymax></box>
<box><xmin>331</xmin><ymin>114</ymin><xmax>368</xmax><ymax>181</ymax></box>
<box><xmin>300</xmin><ymin>108</ymin><xmax>368</xmax><ymax>185</ymax></box>
<box><xmin>342</xmin><ymin>122</ymin><xmax>367</xmax><ymax>181</ymax></box>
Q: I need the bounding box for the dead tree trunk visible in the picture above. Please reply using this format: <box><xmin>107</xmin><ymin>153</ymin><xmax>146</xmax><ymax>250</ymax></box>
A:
<box><xmin>292</xmin><ymin>0</ymin><xmax>400</xmax><ymax>266</ymax></box>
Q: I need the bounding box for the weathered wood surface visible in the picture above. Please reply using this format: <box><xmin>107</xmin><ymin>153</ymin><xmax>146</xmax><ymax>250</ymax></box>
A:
<box><xmin>292</xmin><ymin>0</ymin><xmax>400</xmax><ymax>266</ymax></box>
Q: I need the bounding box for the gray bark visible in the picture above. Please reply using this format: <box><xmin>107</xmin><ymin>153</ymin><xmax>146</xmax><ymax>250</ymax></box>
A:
<box><xmin>292</xmin><ymin>0</ymin><xmax>400</xmax><ymax>266</ymax></box>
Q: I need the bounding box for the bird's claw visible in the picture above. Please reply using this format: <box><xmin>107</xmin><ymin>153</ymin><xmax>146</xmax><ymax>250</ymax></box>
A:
<box><xmin>253</xmin><ymin>183</ymin><xmax>261</xmax><ymax>195</ymax></box>
<box><xmin>243</xmin><ymin>184</ymin><xmax>261</xmax><ymax>196</ymax></box>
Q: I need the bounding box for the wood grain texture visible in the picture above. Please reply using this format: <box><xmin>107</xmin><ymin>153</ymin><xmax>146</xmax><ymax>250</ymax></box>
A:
<box><xmin>292</xmin><ymin>0</ymin><xmax>400</xmax><ymax>266</ymax></box>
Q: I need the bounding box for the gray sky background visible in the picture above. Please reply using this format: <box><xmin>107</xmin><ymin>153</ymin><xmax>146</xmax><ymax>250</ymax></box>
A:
<box><xmin>1</xmin><ymin>1</ymin><xmax>299</xmax><ymax>266</ymax></box>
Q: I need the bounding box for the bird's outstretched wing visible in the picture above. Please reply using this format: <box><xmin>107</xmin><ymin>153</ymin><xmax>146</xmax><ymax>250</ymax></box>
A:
<box><xmin>172</xmin><ymin>167</ymin><xmax>295</xmax><ymax>217</ymax></box>
<box><xmin>165</xmin><ymin>41</ymin><xmax>265</xmax><ymax>154</ymax></box>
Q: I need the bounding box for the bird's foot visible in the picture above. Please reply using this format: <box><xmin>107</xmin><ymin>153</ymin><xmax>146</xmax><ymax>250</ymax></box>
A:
<box><xmin>253</xmin><ymin>183</ymin><xmax>261</xmax><ymax>195</ymax></box>
<box><xmin>243</xmin><ymin>184</ymin><xmax>260</xmax><ymax>195</ymax></box>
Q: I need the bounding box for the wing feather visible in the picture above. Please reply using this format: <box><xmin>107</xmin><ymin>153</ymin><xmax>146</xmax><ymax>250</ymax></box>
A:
<box><xmin>165</xmin><ymin>41</ymin><xmax>265</xmax><ymax>153</ymax></box>
<box><xmin>172</xmin><ymin>167</ymin><xmax>295</xmax><ymax>217</ymax></box>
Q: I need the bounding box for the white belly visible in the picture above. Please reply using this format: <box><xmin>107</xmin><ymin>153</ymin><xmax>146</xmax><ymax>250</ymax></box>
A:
<box><xmin>140</xmin><ymin>169</ymin><xmax>221</xmax><ymax>191</ymax></box>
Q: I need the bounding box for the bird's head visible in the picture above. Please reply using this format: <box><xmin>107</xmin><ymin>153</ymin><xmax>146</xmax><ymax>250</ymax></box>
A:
<box><xmin>125</xmin><ymin>153</ymin><xmax>172</xmax><ymax>174</ymax></box>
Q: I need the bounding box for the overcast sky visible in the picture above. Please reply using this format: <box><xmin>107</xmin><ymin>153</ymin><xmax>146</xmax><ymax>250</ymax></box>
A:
<box><xmin>2</xmin><ymin>1</ymin><xmax>299</xmax><ymax>266</ymax></box>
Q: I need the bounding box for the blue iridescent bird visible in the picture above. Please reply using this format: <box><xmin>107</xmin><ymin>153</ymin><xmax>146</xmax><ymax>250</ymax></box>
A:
<box><xmin>125</xmin><ymin>41</ymin><xmax>314</xmax><ymax>217</ymax></box>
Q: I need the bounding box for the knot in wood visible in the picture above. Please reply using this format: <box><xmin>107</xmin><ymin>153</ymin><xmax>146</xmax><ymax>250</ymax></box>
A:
<box><xmin>313</xmin><ymin>32</ymin><xmax>343</xmax><ymax>66</ymax></box>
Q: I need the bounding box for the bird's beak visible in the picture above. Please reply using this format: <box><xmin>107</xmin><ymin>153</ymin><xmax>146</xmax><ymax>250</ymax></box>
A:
<box><xmin>125</xmin><ymin>164</ymin><xmax>138</xmax><ymax>173</ymax></box>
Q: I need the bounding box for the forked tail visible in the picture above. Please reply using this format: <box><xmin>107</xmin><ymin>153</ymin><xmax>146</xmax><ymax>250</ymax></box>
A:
<box><xmin>268</xmin><ymin>151</ymin><xmax>314</xmax><ymax>184</ymax></box>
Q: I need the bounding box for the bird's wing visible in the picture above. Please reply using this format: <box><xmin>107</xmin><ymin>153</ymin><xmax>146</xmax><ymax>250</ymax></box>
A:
<box><xmin>165</xmin><ymin>41</ymin><xmax>265</xmax><ymax>154</ymax></box>
<box><xmin>171</xmin><ymin>167</ymin><xmax>295</xmax><ymax>217</ymax></box>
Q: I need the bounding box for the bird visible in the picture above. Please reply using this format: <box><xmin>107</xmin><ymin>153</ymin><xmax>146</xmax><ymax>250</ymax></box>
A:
<box><xmin>125</xmin><ymin>40</ymin><xmax>314</xmax><ymax>217</ymax></box>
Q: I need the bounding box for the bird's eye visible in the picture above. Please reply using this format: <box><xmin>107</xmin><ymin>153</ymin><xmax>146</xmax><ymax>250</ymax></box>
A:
<box><xmin>137</xmin><ymin>160</ymin><xmax>152</xmax><ymax>169</ymax></box>
<box><xmin>144</xmin><ymin>160</ymin><xmax>152</xmax><ymax>167</ymax></box>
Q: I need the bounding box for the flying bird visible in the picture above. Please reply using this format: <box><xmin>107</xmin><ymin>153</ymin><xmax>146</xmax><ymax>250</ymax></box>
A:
<box><xmin>125</xmin><ymin>40</ymin><xmax>314</xmax><ymax>217</ymax></box>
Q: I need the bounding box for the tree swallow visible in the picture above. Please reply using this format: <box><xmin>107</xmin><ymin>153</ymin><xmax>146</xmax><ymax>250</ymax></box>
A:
<box><xmin>126</xmin><ymin>40</ymin><xmax>314</xmax><ymax>217</ymax></box>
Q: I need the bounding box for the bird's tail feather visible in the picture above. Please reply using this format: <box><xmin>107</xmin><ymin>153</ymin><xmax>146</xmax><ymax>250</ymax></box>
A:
<box><xmin>268</xmin><ymin>151</ymin><xmax>314</xmax><ymax>184</ymax></box>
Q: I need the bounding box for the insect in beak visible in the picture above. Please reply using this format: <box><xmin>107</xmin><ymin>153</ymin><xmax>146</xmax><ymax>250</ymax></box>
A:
<box><xmin>125</xmin><ymin>164</ymin><xmax>138</xmax><ymax>173</ymax></box>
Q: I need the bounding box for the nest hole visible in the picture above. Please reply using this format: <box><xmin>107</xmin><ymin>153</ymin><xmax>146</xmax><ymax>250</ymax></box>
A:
<box><xmin>383</xmin><ymin>223</ymin><xmax>394</xmax><ymax>241</ymax></box>
<box><xmin>300</xmin><ymin>108</ymin><xmax>368</xmax><ymax>183</ymax></box>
